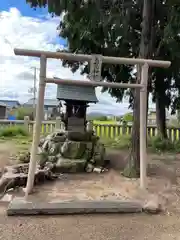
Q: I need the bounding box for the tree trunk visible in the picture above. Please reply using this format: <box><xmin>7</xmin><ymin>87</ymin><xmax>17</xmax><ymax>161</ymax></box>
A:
<box><xmin>123</xmin><ymin>0</ymin><xmax>156</xmax><ymax>178</ymax></box>
<box><xmin>156</xmin><ymin>91</ymin><xmax>167</xmax><ymax>138</ymax></box>
<box><xmin>177</xmin><ymin>90</ymin><xmax>180</xmax><ymax>124</ymax></box>
<box><xmin>178</xmin><ymin>110</ymin><xmax>180</xmax><ymax>124</ymax></box>
<box><xmin>123</xmin><ymin>85</ymin><xmax>140</xmax><ymax>178</ymax></box>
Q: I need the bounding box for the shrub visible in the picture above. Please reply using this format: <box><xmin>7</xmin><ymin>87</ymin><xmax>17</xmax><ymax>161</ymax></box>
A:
<box><xmin>173</xmin><ymin>140</ymin><xmax>180</xmax><ymax>153</ymax></box>
<box><xmin>103</xmin><ymin>134</ymin><xmax>180</xmax><ymax>153</ymax></box>
<box><xmin>0</xmin><ymin>126</ymin><xmax>29</xmax><ymax>137</ymax></box>
<box><xmin>148</xmin><ymin>136</ymin><xmax>175</xmax><ymax>152</ymax></box>
<box><xmin>15</xmin><ymin>107</ymin><xmax>34</xmax><ymax>120</ymax></box>
<box><xmin>123</xmin><ymin>113</ymin><xmax>133</xmax><ymax>123</ymax></box>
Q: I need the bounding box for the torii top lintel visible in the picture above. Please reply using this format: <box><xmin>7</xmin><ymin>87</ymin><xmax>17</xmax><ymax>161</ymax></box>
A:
<box><xmin>14</xmin><ymin>48</ymin><xmax>171</xmax><ymax>68</ymax></box>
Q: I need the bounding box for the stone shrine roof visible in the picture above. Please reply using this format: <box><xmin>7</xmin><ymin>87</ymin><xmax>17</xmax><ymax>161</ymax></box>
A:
<box><xmin>56</xmin><ymin>82</ymin><xmax>98</xmax><ymax>103</ymax></box>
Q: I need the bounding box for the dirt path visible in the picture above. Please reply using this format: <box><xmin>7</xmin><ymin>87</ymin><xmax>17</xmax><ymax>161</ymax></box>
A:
<box><xmin>0</xmin><ymin>211</ymin><xmax>179</xmax><ymax>240</ymax></box>
<box><xmin>1</xmin><ymin>140</ymin><xmax>180</xmax><ymax>239</ymax></box>
<box><xmin>0</xmin><ymin>139</ymin><xmax>29</xmax><ymax>168</ymax></box>
<box><xmin>0</xmin><ymin>141</ymin><xmax>16</xmax><ymax>168</ymax></box>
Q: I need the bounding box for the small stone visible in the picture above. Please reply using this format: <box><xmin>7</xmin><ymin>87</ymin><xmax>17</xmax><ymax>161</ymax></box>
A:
<box><xmin>0</xmin><ymin>193</ymin><xmax>13</xmax><ymax>202</ymax></box>
<box><xmin>89</xmin><ymin>158</ymin><xmax>95</xmax><ymax>164</ymax></box>
<box><xmin>85</xmin><ymin>163</ymin><xmax>94</xmax><ymax>173</ymax></box>
<box><xmin>38</xmin><ymin>147</ymin><xmax>43</xmax><ymax>154</ymax></box>
<box><xmin>101</xmin><ymin>168</ymin><xmax>108</xmax><ymax>173</ymax></box>
<box><xmin>93</xmin><ymin>167</ymin><xmax>102</xmax><ymax>173</ymax></box>
<box><xmin>45</xmin><ymin>133</ymin><xmax>54</xmax><ymax>141</ymax></box>
<box><xmin>55</xmin><ymin>158</ymin><xmax>86</xmax><ymax>173</ymax></box>
<box><xmin>47</xmin><ymin>156</ymin><xmax>57</xmax><ymax>163</ymax></box>
<box><xmin>22</xmin><ymin>187</ymin><xmax>36</xmax><ymax>194</ymax></box>
<box><xmin>39</xmin><ymin>138</ymin><xmax>45</xmax><ymax>146</ymax></box>
<box><xmin>61</xmin><ymin>140</ymin><xmax>69</xmax><ymax>155</ymax></box>
<box><xmin>18</xmin><ymin>152</ymin><xmax>30</xmax><ymax>163</ymax></box>
<box><xmin>143</xmin><ymin>199</ymin><xmax>162</xmax><ymax>214</ymax></box>
<box><xmin>44</xmin><ymin>162</ymin><xmax>55</xmax><ymax>169</ymax></box>
<box><xmin>42</xmin><ymin>140</ymin><xmax>49</xmax><ymax>151</ymax></box>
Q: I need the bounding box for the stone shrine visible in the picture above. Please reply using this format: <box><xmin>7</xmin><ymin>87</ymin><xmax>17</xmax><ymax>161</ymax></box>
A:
<box><xmin>17</xmin><ymin>81</ymin><xmax>106</xmax><ymax>174</ymax></box>
<box><xmin>56</xmin><ymin>82</ymin><xmax>98</xmax><ymax>131</ymax></box>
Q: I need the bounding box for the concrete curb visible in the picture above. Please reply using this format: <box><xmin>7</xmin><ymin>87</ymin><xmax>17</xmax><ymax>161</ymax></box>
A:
<box><xmin>7</xmin><ymin>197</ymin><xmax>143</xmax><ymax>216</ymax></box>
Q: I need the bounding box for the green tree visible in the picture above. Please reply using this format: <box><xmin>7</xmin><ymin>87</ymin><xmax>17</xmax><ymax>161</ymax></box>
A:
<box><xmin>95</xmin><ymin>116</ymin><xmax>108</xmax><ymax>121</ymax></box>
<box><xmin>26</xmin><ymin>0</ymin><xmax>180</xmax><ymax>176</ymax></box>
<box><xmin>15</xmin><ymin>107</ymin><xmax>34</xmax><ymax>120</ymax></box>
<box><xmin>123</xmin><ymin>113</ymin><xmax>133</xmax><ymax>123</ymax></box>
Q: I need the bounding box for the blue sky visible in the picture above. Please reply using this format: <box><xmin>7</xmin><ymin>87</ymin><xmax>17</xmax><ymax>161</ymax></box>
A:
<box><xmin>0</xmin><ymin>0</ymin><xmax>48</xmax><ymax>17</ymax></box>
<box><xmin>0</xmin><ymin>0</ymin><xmax>139</xmax><ymax>115</ymax></box>
<box><xmin>0</xmin><ymin>0</ymin><xmax>67</xmax><ymax>46</ymax></box>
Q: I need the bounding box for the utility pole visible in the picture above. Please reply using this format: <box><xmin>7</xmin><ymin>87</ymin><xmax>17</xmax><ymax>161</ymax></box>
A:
<box><xmin>29</xmin><ymin>67</ymin><xmax>39</xmax><ymax>120</ymax></box>
<box><xmin>32</xmin><ymin>67</ymin><xmax>36</xmax><ymax>109</ymax></box>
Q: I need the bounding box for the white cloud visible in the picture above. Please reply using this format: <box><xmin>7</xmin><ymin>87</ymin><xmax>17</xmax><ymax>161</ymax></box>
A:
<box><xmin>0</xmin><ymin>7</ymin><xmax>139</xmax><ymax>115</ymax></box>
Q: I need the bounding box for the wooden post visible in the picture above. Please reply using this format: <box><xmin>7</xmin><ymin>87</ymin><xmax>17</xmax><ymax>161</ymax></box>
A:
<box><xmin>55</xmin><ymin>116</ymin><xmax>61</xmax><ymax>130</ymax></box>
<box><xmin>87</xmin><ymin>120</ymin><xmax>93</xmax><ymax>131</ymax></box>
<box><xmin>140</xmin><ymin>63</ymin><xmax>149</xmax><ymax>189</ymax></box>
<box><xmin>24</xmin><ymin>116</ymin><xmax>30</xmax><ymax>131</ymax></box>
<box><xmin>122</xmin><ymin>120</ymin><xmax>127</xmax><ymax>135</ymax></box>
<box><xmin>25</xmin><ymin>55</ymin><xmax>46</xmax><ymax>198</ymax></box>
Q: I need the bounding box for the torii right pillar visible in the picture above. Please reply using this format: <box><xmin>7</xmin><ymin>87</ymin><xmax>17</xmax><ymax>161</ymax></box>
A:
<box><xmin>140</xmin><ymin>63</ymin><xmax>149</xmax><ymax>190</ymax></box>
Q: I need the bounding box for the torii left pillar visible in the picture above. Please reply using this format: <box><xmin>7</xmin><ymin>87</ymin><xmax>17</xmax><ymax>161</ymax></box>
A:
<box><xmin>25</xmin><ymin>55</ymin><xmax>46</xmax><ymax>199</ymax></box>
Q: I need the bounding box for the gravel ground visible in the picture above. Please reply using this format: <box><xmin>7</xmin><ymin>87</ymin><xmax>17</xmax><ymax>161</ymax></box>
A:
<box><xmin>0</xmin><ymin>210</ymin><xmax>180</xmax><ymax>240</ymax></box>
<box><xmin>0</xmin><ymin>142</ymin><xmax>180</xmax><ymax>239</ymax></box>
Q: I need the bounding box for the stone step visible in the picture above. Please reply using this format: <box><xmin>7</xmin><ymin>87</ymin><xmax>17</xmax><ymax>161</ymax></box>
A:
<box><xmin>7</xmin><ymin>198</ymin><xmax>143</xmax><ymax>216</ymax></box>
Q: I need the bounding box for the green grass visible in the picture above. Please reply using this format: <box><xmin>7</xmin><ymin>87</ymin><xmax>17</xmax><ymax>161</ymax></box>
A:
<box><xmin>93</xmin><ymin>120</ymin><xmax>117</xmax><ymax>125</ymax></box>
<box><xmin>0</xmin><ymin>134</ymin><xmax>32</xmax><ymax>150</ymax></box>
<box><xmin>0</xmin><ymin>133</ymin><xmax>32</xmax><ymax>164</ymax></box>
<box><xmin>0</xmin><ymin>125</ymin><xmax>29</xmax><ymax>138</ymax></box>
<box><xmin>102</xmin><ymin>135</ymin><xmax>180</xmax><ymax>153</ymax></box>
<box><xmin>102</xmin><ymin>135</ymin><xmax>131</xmax><ymax>150</ymax></box>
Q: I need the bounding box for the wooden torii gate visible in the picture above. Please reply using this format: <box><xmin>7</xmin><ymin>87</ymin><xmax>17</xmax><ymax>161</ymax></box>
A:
<box><xmin>14</xmin><ymin>48</ymin><xmax>171</xmax><ymax>198</ymax></box>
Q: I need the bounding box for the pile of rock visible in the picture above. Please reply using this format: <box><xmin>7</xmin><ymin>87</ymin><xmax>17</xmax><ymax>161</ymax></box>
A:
<box><xmin>19</xmin><ymin>130</ymin><xmax>107</xmax><ymax>174</ymax></box>
<box><xmin>0</xmin><ymin>163</ymin><xmax>57</xmax><ymax>196</ymax></box>
<box><xmin>38</xmin><ymin>130</ymin><xmax>106</xmax><ymax>173</ymax></box>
